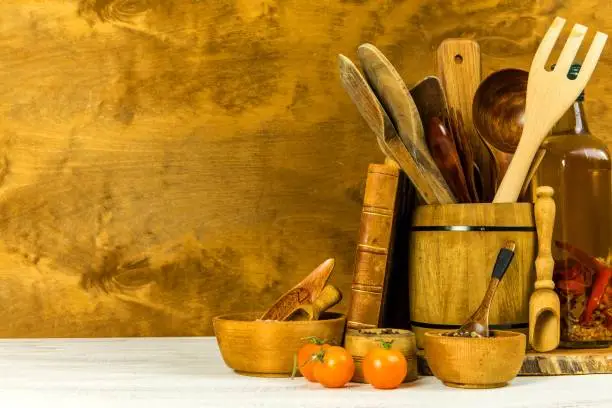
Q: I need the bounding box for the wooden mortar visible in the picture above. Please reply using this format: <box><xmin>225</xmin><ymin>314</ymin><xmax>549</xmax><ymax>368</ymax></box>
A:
<box><xmin>344</xmin><ymin>328</ymin><xmax>418</xmax><ymax>383</ymax></box>
<box><xmin>408</xmin><ymin>203</ymin><xmax>536</xmax><ymax>348</ymax></box>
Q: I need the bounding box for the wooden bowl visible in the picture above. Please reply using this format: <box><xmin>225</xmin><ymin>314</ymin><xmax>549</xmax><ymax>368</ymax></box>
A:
<box><xmin>212</xmin><ymin>311</ymin><xmax>346</xmax><ymax>377</ymax></box>
<box><xmin>424</xmin><ymin>330</ymin><xmax>526</xmax><ymax>389</ymax></box>
<box><xmin>344</xmin><ymin>328</ymin><xmax>418</xmax><ymax>383</ymax></box>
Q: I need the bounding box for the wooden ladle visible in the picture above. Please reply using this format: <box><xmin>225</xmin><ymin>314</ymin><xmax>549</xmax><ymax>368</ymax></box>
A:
<box><xmin>473</xmin><ymin>68</ymin><xmax>528</xmax><ymax>154</ymax></box>
<box><xmin>529</xmin><ymin>186</ymin><xmax>560</xmax><ymax>352</ymax></box>
<box><xmin>472</xmin><ymin>68</ymin><xmax>528</xmax><ymax>187</ymax></box>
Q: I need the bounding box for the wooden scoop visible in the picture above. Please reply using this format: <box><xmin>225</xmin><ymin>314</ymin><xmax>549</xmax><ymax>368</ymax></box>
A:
<box><xmin>529</xmin><ymin>186</ymin><xmax>560</xmax><ymax>352</ymax></box>
<box><xmin>259</xmin><ymin>258</ymin><xmax>335</xmax><ymax>321</ymax></box>
<box><xmin>285</xmin><ymin>285</ymin><xmax>343</xmax><ymax>321</ymax></box>
<box><xmin>451</xmin><ymin>241</ymin><xmax>516</xmax><ymax>338</ymax></box>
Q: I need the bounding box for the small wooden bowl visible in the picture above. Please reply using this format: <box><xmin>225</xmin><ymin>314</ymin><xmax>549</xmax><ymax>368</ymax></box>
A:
<box><xmin>424</xmin><ymin>330</ymin><xmax>526</xmax><ymax>389</ymax></box>
<box><xmin>213</xmin><ymin>311</ymin><xmax>346</xmax><ymax>377</ymax></box>
<box><xmin>344</xmin><ymin>328</ymin><xmax>418</xmax><ymax>383</ymax></box>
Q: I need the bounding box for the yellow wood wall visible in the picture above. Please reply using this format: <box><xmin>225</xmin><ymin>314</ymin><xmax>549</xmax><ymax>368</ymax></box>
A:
<box><xmin>0</xmin><ymin>0</ymin><xmax>610</xmax><ymax>337</ymax></box>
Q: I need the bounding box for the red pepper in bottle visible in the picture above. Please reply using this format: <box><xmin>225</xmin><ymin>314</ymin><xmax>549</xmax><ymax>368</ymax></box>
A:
<box><xmin>556</xmin><ymin>241</ymin><xmax>612</xmax><ymax>325</ymax></box>
<box><xmin>580</xmin><ymin>267</ymin><xmax>612</xmax><ymax>325</ymax></box>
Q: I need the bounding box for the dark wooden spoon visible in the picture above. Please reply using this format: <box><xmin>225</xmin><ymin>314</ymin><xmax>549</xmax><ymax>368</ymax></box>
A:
<box><xmin>426</xmin><ymin>117</ymin><xmax>472</xmax><ymax>203</ymax></box>
<box><xmin>473</xmin><ymin>68</ymin><xmax>528</xmax><ymax>154</ymax></box>
<box><xmin>472</xmin><ymin>68</ymin><xmax>528</xmax><ymax>189</ymax></box>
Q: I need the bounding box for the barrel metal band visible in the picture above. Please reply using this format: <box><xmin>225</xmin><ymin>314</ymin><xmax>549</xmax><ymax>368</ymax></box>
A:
<box><xmin>410</xmin><ymin>321</ymin><xmax>529</xmax><ymax>330</ymax></box>
<box><xmin>409</xmin><ymin>226</ymin><xmax>536</xmax><ymax>232</ymax></box>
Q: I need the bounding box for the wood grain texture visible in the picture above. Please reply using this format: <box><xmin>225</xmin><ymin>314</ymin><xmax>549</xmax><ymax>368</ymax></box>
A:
<box><xmin>418</xmin><ymin>346</ymin><xmax>612</xmax><ymax>376</ymax></box>
<box><xmin>0</xmin><ymin>0</ymin><xmax>612</xmax><ymax>337</ymax></box>
<box><xmin>408</xmin><ymin>203</ymin><xmax>536</xmax><ymax>348</ymax></box>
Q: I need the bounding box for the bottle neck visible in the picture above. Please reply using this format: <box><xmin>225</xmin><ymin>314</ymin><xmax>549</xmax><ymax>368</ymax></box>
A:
<box><xmin>551</xmin><ymin>99</ymin><xmax>589</xmax><ymax>135</ymax></box>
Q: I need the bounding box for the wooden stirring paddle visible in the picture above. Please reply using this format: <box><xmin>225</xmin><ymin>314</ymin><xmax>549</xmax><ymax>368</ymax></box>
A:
<box><xmin>529</xmin><ymin>186</ymin><xmax>560</xmax><ymax>352</ymax></box>
<box><xmin>259</xmin><ymin>258</ymin><xmax>335</xmax><ymax>321</ymax></box>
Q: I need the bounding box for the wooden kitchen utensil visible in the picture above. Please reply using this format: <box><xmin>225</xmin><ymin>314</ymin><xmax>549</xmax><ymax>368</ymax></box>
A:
<box><xmin>286</xmin><ymin>284</ymin><xmax>343</xmax><ymax>321</ymax></box>
<box><xmin>409</xmin><ymin>76</ymin><xmax>472</xmax><ymax>202</ymax></box>
<box><xmin>337</xmin><ymin>54</ymin><xmax>456</xmax><ymax>204</ymax></box>
<box><xmin>452</xmin><ymin>241</ymin><xmax>516</xmax><ymax>338</ymax></box>
<box><xmin>426</xmin><ymin>116</ymin><xmax>472</xmax><ymax>203</ymax></box>
<box><xmin>436</xmin><ymin>38</ymin><xmax>493</xmax><ymax>202</ymax></box>
<box><xmin>529</xmin><ymin>186</ymin><xmax>560</xmax><ymax>352</ymax></box>
<box><xmin>494</xmin><ymin>17</ymin><xmax>608</xmax><ymax>203</ymax></box>
<box><xmin>472</xmin><ymin>68</ymin><xmax>526</xmax><ymax>185</ymax></box>
<box><xmin>356</xmin><ymin>43</ymin><xmax>427</xmax><ymax>157</ymax></box>
<box><xmin>473</xmin><ymin>68</ymin><xmax>528</xmax><ymax>154</ymax></box>
<box><xmin>355</xmin><ymin>44</ymin><xmax>456</xmax><ymax>205</ymax></box>
<box><xmin>408</xmin><ymin>76</ymin><xmax>450</xmax><ymax>133</ymax></box>
<box><xmin>259</xmin><ymin>258</ymin><xmax>335</xmax><ymax>321</ymax></box>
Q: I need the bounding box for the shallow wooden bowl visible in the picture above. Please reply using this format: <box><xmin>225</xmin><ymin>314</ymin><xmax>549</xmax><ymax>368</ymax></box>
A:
<box><xmin>213</xmin><ymin>311</ymin><xmax>346</xmax><ymax>377</ymax></box>
<box><xmin>424</xmin><ymin>330</ymin><xmax>526</xmax><ymax>389</ymax></box>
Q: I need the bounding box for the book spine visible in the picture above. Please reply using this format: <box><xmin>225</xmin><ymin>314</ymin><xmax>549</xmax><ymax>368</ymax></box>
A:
<box><xmin>346</xmin><ymin>161</ymin><xmax>401</xmax><ymax>330</ymax></box>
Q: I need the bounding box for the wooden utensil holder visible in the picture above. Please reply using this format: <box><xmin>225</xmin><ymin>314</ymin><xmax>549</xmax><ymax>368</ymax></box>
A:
<box><xmin>408</xmin><ymin>203</ymin><xmax>536</xmax><ymax>349</ymax></box>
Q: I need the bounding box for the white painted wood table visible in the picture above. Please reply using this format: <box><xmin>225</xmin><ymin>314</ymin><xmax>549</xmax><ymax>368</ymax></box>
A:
<box><xmin>0</xmin><ymin>336</ymin><xmax>610</xmax><ymax>408</ymax></box>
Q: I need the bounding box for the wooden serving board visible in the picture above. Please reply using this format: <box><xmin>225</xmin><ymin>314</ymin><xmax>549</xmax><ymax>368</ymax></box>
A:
<box><xmin>417</xmin><ymin>347</ymin><xmax>612</xmax><ymax>376</ymax></box>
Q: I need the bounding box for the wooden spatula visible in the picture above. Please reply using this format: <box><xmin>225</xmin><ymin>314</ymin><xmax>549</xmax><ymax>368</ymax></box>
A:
<box><xmin>436</xmin><ymin>39</ymin><xmax>487</xmax><ymax>202</ymax></box>
<box><xmin>494</xmin><ymin>17</ymin><xmax>608</xmax><ymax>203</ymax></box>
<box><xmin>259</xmin><ymin>258</ymin><xmax>335</xmax><ymax>321</ymax></box>
<box><xmin>337</xmin><ymin>54</ymin><xmax>456</xmax><ymax>204</ymax></box>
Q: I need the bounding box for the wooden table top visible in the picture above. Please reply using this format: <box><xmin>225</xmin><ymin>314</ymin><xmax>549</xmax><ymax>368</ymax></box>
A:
<box><xmin>0</xmin><ymin>336</ymin><xmax>610</xmax><ymax>407</ymax></box>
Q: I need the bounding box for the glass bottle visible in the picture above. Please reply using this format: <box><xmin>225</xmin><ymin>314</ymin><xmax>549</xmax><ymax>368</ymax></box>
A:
<box><xmin>531</xmin><ymin>64</ymin><xmax>612</xmax><ymax>348</ymax></box>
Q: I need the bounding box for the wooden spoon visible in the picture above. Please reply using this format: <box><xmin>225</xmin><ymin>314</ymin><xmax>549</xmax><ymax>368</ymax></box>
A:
<box><xmin>451</xmin><ymin>241</ymin><xmax>516</xmax><ymax>338</ymax></box>
<box><xmin>473</xmin><ymin>68</ymin><xmax>528</xmax><ymax>154</ymax></box>
<box><xmin>529</xmin><ymin>186</ymin><xmax>560</xmax><ymax>352</ymax></box>
<box><xmin>426</xmin><ymin>117</ymin><xmax>472</xmax><ymax>203</ymax></box>
<box><xmin>259</xmin><ymin>258</ymin><xmax>335</xmax><ymax>321</ymax></box>
<box><xmin>472</xmin><ymin>68</ymin><xmax>526</xmax><ymax>186</ymax></box>
<box><xmin>337</xmin><ymin>54</ymin><xmax>456</xmax><ymax>204</ymax></box>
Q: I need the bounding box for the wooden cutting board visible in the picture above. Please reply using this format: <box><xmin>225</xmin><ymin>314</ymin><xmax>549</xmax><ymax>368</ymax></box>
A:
<box><xmin>417</xmin><ymin>347</ymin><xmax>612</xmax><ymax>376</ymax></box>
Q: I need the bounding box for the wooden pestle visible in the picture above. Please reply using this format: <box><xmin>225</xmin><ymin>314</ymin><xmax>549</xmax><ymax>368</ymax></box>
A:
<box><xmin>286</xmin><ymin>285</ymin><xmax>343</xmax><ymax>321</ymax></box>
<box><xmin>529</xmin><ymin>186</ymin><xmax>560</xmax><ymax>352</ymax></box>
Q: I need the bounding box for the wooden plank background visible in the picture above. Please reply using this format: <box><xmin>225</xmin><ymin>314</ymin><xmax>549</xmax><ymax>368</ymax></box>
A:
<box><xmin>0</xmin><ymin>0</ymin><xmax>610</xmax><ymax>337</ymax></box>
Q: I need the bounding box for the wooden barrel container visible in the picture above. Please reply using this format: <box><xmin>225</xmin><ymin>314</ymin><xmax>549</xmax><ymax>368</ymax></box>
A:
<box><xmin>408</xmin><ymin>203</ymin><xmax>536</xmax><ymax>349</ymax></box>
<box><xmin>344</xmin><ymin>328</ymin><xmax>418</xmax><ymax>383</ymax></box>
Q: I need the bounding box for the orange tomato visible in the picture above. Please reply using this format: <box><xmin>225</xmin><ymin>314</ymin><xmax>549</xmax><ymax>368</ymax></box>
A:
<box><xmin>362</xmin><ymin>340</ymin><xmax>407</xmax><ymax>389</ymax></box>
<box><xmin>313</xmin><ymin>346</ymin><xmax>355</xmax><ymax>388</ymax></box>
<box><xmin>297</xmin><ymin>338</ymin><xmax>329</xmax><ymax>382</ymax></box>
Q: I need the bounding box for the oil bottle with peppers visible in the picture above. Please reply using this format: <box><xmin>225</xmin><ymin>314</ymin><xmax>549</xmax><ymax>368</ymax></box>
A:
<box><xmin>531</xmin><ymin>63</ymin><xmax>612</xmax><ymax>348</ymax></box>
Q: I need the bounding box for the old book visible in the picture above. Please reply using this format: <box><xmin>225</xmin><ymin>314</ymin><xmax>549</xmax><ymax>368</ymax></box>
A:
<box><xmin>346</xmin><ymin>158</ymin><xmax>413</xmax><ymax>330</ymax></box>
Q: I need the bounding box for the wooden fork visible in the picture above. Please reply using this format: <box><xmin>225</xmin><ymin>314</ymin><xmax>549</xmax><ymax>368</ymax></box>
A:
<box><xmin>493</xmin><ymin>17</ymin><xmax>607</xmax><ymax>203</ymax></box>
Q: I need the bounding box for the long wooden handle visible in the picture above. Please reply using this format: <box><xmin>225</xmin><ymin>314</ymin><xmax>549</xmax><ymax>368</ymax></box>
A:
<box><xmin>534</xmin><ymin>186</ymin><xmax>556</xmax><ymax>290</ymax></box>
<box><xmin>437</xmin><ymin>38</ymin><xmax>494</xmax><ymax>202</ymax></box>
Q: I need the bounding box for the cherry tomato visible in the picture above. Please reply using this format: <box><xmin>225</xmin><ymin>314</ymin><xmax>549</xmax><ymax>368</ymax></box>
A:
<box><xmin>362</xmin><ymin>340</ymin><xmax>407</xmax><ymax>389</ymax></box>
<box><xmin>313</xmin><ymin>346</ymin><xmax>355</xmax><ymax>388</ymax></box>
<box><xmin>296</xmin><ymin>337</ymin><xmax>329</xmax><ymax>382</ymax></box>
